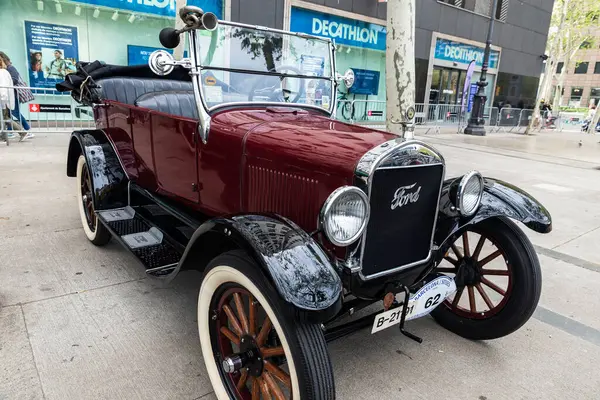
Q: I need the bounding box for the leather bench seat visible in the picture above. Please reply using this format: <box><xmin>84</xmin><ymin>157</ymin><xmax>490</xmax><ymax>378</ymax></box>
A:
<box><xmin>135</xmin><ymin>91</ymin><xmax>198</xmax><ymax>120</ymax></box>
<box><xmin>97</xmin><ymin>77</ymin><xmax>193</xmax><ymax>106</ymax></box>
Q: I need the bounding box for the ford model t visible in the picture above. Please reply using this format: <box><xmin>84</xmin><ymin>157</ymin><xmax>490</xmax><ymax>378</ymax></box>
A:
<box><xmin>59</xmin><ymin>7</ymin><xmax>551</xmax><ymax>399</ymax></box>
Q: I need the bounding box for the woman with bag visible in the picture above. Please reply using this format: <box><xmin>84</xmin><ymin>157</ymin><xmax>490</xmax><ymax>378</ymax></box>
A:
<box><xmin>0</xmin><ymin>52</ymin><xmax>34</xmax><ymax>139</ymax></box>
<box><xmin>0</xmin><ymin>57</ymin><xmax>25</xmax><ymax>142</ymax></box>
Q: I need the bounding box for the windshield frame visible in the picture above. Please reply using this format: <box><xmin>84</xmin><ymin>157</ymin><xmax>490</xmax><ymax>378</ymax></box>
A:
<box><xmin>191</xmin><ymin>19</ymin><xmax>338</xmax><ymax>117</ymax></box>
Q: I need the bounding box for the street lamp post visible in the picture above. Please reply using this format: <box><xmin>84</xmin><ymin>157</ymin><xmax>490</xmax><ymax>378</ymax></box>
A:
<box><xmin>464</xmin><ymin>0</ymin><xmax>499</xmax><ymax>136</ymax></box>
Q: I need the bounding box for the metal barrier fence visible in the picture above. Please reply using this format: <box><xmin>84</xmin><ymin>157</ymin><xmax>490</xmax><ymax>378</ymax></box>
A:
<box><xmin>1</xmin><ymin>85</ymin><xmax>94</xmax><ymax>142</ymax></box>
<box><xmin>336</xmin><ymin>101</ymin><xmax>593</xmax><ymax>134</ymax></box>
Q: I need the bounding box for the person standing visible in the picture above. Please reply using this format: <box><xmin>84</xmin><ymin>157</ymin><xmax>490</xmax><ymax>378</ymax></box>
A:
<box><xmin>0</xmin><ymin>51</ymin><xmax>34</xmax><ymax>139</ymax></box>
<box><xmin>0</xmin><ymin>57</ymin><xmax>27</xmax><ymax>141</ymax></box>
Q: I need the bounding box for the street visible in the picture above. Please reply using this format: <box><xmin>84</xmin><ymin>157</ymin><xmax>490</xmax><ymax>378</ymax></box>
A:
<box><xmin>1</xmin><ymin>130</ymin><xmax>600</xmax><ymax>400</ymax></box>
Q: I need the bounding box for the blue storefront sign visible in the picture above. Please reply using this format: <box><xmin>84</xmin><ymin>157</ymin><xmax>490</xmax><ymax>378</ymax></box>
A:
<box><xmin>349</xmin><ymin>68</ymin><xmax>380</xmax><ymax>95</ymax></box>
<box><xmin>434</xmin><ymin>38</ymin><xmax>499</xmax><ymax>69</ymax></box>
<box><xmin>24</xmin><ymin>21</ymin><xmax>79</xmax><ymax>89</ymax></box>
<box><xmin>70</xmin><ymin>0</ymin><xmax>223</xmax><ymax>19</ymax></box>
<box><xmin>290</xmin><ymin>7</ymin><xmax>386</xmax><ymax>52</ymax></box>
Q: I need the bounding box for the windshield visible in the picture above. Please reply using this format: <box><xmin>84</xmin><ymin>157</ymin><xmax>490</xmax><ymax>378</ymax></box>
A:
<box><xmin>193</xmin><ymin>22</ymin><xmax>334</xmax><ymax>112</ymax></box>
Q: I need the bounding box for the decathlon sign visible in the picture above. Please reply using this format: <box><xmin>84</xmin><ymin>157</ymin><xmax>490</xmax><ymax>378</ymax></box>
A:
<box><xmin>70</xmin><ymin>0</ymin><xmax>222</xmax><ymax>18</ymax></box>
<box><xmin>290</xmin><ymin>7</ymin><xmax>386</xmax><ymax>51</ymax></box>
<box><xmin>434</xmin><ymin>38</ymin><xmax>499</xmax><ymax>69</ymax></box>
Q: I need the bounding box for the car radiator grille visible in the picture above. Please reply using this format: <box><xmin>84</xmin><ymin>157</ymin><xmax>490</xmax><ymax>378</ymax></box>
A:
<box><xmin>246</xmin><ymin>165</ymin><xmax>319</xmax><ymax>230</ymax></box>
<box><xmin>360</xmin><ymin>164</ymin><xmax>444</xmax><ymax>279</ymax></box>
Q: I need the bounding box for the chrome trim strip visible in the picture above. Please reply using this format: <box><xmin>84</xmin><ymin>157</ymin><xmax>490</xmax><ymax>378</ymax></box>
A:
<box><xmin>208</xmin><ymin>101</ymin><xmax>331</xmax><ymax>115</ymax></box>
<box><xmin>355</xmin><ymin>139</ymin><xmax>446</xmax><ymax>281</ymax></box>
<box><xmin>188</xmin><ymin>30</ymin><xmax>211</xmax><ymax>143</ymax></box>
<box><xmin>329</xmin><ymin>39</ymin><xmax>338</xmax><ymax>119</ymax></box>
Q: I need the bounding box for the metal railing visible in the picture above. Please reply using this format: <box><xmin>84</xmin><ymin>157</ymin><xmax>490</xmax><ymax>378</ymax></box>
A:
<box><xmin>1</xmin><ymin>85</ymin><xmax>94</xmax><ymax>142</ymax></box>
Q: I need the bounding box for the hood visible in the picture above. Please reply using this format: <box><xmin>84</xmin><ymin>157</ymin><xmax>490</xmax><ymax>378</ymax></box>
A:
<box><xmin>241</xmin><ymin>108</ymin><xmax>395</xmax><ymax>180</ymax></box>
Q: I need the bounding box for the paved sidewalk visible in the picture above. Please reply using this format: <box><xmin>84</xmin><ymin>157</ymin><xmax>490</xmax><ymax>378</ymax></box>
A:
<box><xmin>1</xmin><ymin>131</ymin><xmax>600</xmax><ymax>399</ymax></box>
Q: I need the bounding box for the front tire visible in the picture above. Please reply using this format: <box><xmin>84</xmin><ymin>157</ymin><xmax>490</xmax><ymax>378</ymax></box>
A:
<box><xmin>432</xmin><ymin>217</ymin><xmax>542</xmax><ymax>340</ymax></box>
<box><xmin>198</xmin><ymin>251</ymin><xmax>335</xmax><ymax>400</ymax></box>
<box><xmin>76</xmin><ymin>155</ymin><xmax>111</xmax><ymax>246</ymax></box>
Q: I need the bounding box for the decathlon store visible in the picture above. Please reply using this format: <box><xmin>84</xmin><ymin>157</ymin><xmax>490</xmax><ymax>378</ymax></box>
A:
<box><xmin>0</xmin><ymin>0</ymin><xmax>224</xmax><ymax>91</ymax></box>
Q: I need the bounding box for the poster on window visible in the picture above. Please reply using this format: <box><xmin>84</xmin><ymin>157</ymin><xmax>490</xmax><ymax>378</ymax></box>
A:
<box><xmin>24</xmin><ymin>21</ymin><xmax>79</xmax><ymax>88</ymax></box>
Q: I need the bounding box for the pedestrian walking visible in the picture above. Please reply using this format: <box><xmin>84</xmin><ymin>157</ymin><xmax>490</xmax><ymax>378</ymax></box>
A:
<box><xmin>0</xmin><ymin>51</ymin><xmax>35</xmax><ymax>139</ymax></box>
<box><xmin>0</xmin><ymin>57</ymin><xmax>26</xmax><ymax>141</ymax></box>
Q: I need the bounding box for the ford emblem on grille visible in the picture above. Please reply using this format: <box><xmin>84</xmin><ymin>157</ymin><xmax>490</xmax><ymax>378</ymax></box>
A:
<box><xmin>391</xmin><ymin>183</ymin><xmax>422</xmax><ymax>210</ymax></box>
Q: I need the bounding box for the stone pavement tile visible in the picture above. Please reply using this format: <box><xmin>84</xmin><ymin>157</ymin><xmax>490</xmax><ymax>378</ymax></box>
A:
<box><xmin>0</xmin><ymin>145</ymin><xmax>80</xmax><ymax>239</ymax></box>
<box><xmin>538</xmin><ymin>255</ymin><xmax>600</xmax><ymax>332</ymax></box>
<box><xmin>554</xmin><ymin>227</ymin><xmax>600</xmax><ymax>266</ymax></box>
<box><xmin>0</xmin><ymin>229</ymin><xmax>144</xmax><ymax>306</ymax></box>
<box><xmin>330</xmin><ymin>316</ymin><xmax>600</xmax><ymax>400</ymax></box>
<box><xmin>22</xmin><ymin>272</ymin><xmax>213</xmax><ymax>400</ymax></box>
<box><xmin>0</xmin><ymin>306</ymin><xmax>44</xmax><ymax>400</ymax></box>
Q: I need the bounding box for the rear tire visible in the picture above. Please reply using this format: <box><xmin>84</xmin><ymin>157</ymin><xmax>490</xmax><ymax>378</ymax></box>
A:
<box><xmin>198</xmin><ymin>250</ymin><xmax>335</xmax><ymax>399</ymax></box>
<box><xmin>431</xmin><ymin>217</ymin><xmax>542</xmax><ymax>340</ymax></box>
<box><xmin>76</xmin><ymin>155</ymin><xmax>111</xmax><ymax>246</ymax></box>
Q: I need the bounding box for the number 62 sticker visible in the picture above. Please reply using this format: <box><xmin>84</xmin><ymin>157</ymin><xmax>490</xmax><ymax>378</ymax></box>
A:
<box><xmin>371</xmin><ymin>276</ymin><xmax>457</xmax><ymax>334</ymax></box>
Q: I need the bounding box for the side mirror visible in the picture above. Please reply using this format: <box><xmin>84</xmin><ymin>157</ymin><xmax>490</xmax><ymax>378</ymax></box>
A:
<box><xmin>149</xmin><ymin>50</ymin><xmax>175</xmax><ymax>76</ymax></box>
<box><xmin>336</xmin><ymin>69</ymin><xmax>355</xmax><ymax>90</ymax></box>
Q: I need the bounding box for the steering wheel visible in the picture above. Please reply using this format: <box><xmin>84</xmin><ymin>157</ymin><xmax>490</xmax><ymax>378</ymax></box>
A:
<box><xmin>248</xmin><ymin>65</ymin><xmax>305</xmax><ymax>103</ymax></box>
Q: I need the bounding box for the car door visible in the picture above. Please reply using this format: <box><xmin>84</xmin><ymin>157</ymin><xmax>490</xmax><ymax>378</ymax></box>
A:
<box><xmin>150</xmin><ymin>112</ymin><xmax>199</xmax><ymax>204</ymax></box>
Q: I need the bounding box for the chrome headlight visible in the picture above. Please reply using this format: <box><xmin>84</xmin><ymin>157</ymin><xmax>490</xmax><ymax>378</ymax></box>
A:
<box><xmin>319</xmin><ymin>186</ymin><xmax>370</xmax><ymax>247</ymax></box>
<box><xmin>457</xmin><ymin>171</ymin><xmax>484</xmax><ymax>217</ymax></box>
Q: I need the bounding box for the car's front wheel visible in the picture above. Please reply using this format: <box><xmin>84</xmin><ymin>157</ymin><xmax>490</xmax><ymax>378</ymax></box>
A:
<box><xmin>432</xmin><ymin>217</ymin><xmax>542</xmax><ymax>340</ymax></box>
<box><xmin>76</xmin><ymin>155</ymin><xmax>111</xmax><ymax>246</ymax></box>
<box><xmin>198</xmin><ymin>250</ymin><xmax>335</xmax><ymax>400</ymax></box>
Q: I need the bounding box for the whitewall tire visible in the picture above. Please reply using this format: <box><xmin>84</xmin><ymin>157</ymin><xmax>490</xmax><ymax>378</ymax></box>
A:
<box><xmin>198</xmin><ymin>251</ymin><xmax>335</xmax><ymax>399</ymax></box>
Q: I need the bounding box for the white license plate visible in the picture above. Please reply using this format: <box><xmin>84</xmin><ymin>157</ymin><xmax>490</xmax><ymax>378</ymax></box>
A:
<box><xmin>371</xmin><ymin>276</ymin><xmax>457</xmax><ymax>334</ymax></box>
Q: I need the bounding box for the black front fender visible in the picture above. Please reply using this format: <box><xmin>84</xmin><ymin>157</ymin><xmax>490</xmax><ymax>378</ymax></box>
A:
<box><xmin>67</xmin><ymin>130</ymin><xmax>128</xmax><ymax>210</ymax></box>
<box><xmin>174</xmin><ymin>214</ymin><xmax>342</xmax><ymax>322</ymax></box>
<box><xmin>435</xmin><ymin>177</ymin><xmax>552</xmax><ymax>250</ymax></box>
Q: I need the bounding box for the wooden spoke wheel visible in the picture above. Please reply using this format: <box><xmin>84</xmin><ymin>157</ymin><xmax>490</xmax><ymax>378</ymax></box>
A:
<box><xmin>431</xmin><ymin>218</ymin><xmax>542</xmax><ymax>340</ymax></box>
<box><xmin>437</xmin><ymin>229</ymin><xmax>513</xmax><ymax>319</ymax></box>
<box><xmin>198</xmin><ymin>251</ymin><xmax>335</xmax><ymax>400</ymax></box>
<box><xmin>214</xmin><ymin>287</ymin><xmax>292</xmax><ymax>399</ymax></box>
<box><xmin>76</xmin><ymin>155</ymin><xmax>111</xmax><ymax>246</ymax></box>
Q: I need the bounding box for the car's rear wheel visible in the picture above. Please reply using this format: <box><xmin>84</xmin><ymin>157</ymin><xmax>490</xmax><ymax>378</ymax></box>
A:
<box><xmin>431</xmin><ymin>217</ymin><xmax>541</xmax><ymax>340</ymax></box>
<box><xmin>76</xmin><ymin>155</ymin><xmax>111</xmax><ymax>246</ymax></box>
<box><xmin>198</xmin><ymin>251</ymin><xmax>335</xmax><ymax>400</ymax></box>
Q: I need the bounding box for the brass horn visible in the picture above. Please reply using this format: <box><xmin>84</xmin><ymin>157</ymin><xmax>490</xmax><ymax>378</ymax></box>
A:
<box><xmin>178</xmin><ymin>6</ymin><xmax>219</xmax><ymax>31</ymax></box>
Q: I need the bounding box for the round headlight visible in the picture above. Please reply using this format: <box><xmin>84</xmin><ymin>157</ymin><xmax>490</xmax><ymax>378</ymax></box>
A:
<box><xmin>457</xmin><ymin>171</ymin><xmax>484</xmax><ymax>217</ymax></box>
<box><xmin>320</xmin><ymin>186</ymin><xmax>370</xmax><ymax>247</ymax></box>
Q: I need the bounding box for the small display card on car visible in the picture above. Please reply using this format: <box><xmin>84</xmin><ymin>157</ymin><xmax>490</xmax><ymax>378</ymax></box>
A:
<box><xmin>371</xmin><ymin>276</ymin><xmax>457</xmax><ymax>334</ymax></box>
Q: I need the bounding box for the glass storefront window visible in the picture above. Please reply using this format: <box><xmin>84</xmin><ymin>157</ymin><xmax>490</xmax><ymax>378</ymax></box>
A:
<box><xmin>569</xmin><ymin>87</ymin><xmax>584</xmax><ymax>107</ymax></box>
<box><xmin>0</xmin><ymin>0</ymin><xmax>224</xmax><ymax>88</ymax></box>
<box><xmin>590</xmin><ymin>88</ymin><xmax>600</xmax><ymax>107</ymax></box>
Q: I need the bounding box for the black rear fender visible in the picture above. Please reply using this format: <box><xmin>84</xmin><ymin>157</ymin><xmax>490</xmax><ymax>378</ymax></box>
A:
<box><xmin>66</xmin><ymin>130</ymin><xmax>128</xmax><ymax>210</ymax></box>
<box><xmin>435</xmin><ymin>177</ymin><xmax>552</xmax><ymax>252</ymax></box>
<box><xmin>175</xmin><ymin>214</ymin><xmax>343</xmax><ymax>323</ymax></box>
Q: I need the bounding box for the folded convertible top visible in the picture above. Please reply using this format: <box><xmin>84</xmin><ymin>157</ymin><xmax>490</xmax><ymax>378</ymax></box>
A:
<box><xmin>56</xmin><ymin>61</ymin><xmax>191</xmax><ymax>106</ymax></box>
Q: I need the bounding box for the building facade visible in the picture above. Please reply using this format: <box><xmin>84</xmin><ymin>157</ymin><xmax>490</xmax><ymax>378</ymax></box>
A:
<box><xmin>552</xmin><ymin>29</ymin><xmax>600</xmax><ymax>108</ymax></box>
<box><xmin>1</xmin><ymin>0</ymin><xmax>554</xmax><ymax>113</ymax></box>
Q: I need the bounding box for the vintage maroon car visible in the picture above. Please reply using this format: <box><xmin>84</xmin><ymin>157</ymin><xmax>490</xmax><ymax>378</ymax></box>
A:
<box><xmin>59</xmin><ymin>7</ymin><xmax>551</xmax><ymax>400</ymax></box>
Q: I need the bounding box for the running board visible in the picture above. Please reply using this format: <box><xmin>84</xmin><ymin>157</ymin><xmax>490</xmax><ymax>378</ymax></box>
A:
<box><xmin>97</xmin><ymin>207</ymin><xmax>183</xmax><ymax>277</ymax></box>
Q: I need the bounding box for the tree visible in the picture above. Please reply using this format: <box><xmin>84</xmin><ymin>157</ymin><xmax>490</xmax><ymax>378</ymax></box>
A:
<box><xmin>527</xmin><ymin>0</ymin><xmax>600</xmax><ymax>133</ymax></box>
<box><xmin>173</xmin><ymin>0</ymin><xmax>187</xmax><ymax>60</ymax></box>
<box><xmin>385</xmin><ymin>0</ymin><xmax>416</xmax><ymax>139</ymax></box>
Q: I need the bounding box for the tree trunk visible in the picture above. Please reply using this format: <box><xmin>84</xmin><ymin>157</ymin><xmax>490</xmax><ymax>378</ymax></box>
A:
<box><xmin>588</xmin><ymin>107</ymin><xmax>600</xmax><ymax>134</ymax></box>
<box><xmin>173</xmin><ymin>0</ymin><xmax>187</xmax><ymax>60</ymax></box>
<box><xmin>385</xmin><ymin>0</ymin><xmax>416</xmax><ymax>139</ymax></box>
